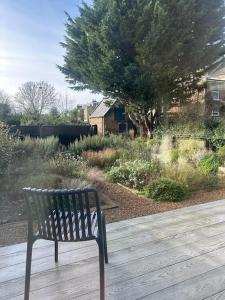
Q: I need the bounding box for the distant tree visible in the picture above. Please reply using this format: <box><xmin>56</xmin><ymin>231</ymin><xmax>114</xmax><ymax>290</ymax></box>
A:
<box><xmin>0</xmin><ymin>90</ymin><xmax>12</xmax><ymax>123</ymax></box>
<box><xmin>0</xmin><ymin>90</ymin><xmax>10</xmax><ymax>104</ymax></box>
<box><xmin>15</xmin><ymin>81</ymin><xmax>57</xmax><ymax>121</ymax></box>
<box><xmin>59</xmin><ymin>0</ymin><xmax>225</xmax><ymax>137</ymax></box>
<box><xmin>69</xmin><ymin>106</ymin><xmax>84</xmax><ymax>123</ymax></box>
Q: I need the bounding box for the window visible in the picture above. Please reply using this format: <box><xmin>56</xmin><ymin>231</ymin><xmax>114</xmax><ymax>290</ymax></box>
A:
<box><xmin>211</xmin><ymin>110</ymin><xmax>220</xmax><ymax>117</ymax></box>
<box><xmin>212</xmin><ymin>88</ymin><xmax>220</xmax><ymax>101</ymax></box>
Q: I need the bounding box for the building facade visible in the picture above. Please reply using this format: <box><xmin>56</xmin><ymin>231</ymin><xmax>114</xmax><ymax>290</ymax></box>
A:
<box><xmin>204</xmin><ymin>62</ymin><xmax>225</xmax><ymax>117</ymax></box>
<box><xmin>89</xmin><ymin>100</ymin><xmax>129</xmax><ymax>135</ymax></box>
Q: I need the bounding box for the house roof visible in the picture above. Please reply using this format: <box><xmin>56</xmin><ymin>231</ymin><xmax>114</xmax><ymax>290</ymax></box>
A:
<box><xmin>89</xmin><ymin>99</ymin><xmax>115</xmax><ymax>118</ymax></box>
<box><xmin>207</xmin><ymin>59</ymin><xmax>225</xmax><ymax>81</ymax></box>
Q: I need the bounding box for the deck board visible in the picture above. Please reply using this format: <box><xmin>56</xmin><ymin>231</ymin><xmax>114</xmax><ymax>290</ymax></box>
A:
<box><xmin>1</xmin><ymin>199</ymin><xmax>225</xmax><ymax>299</ymax></box>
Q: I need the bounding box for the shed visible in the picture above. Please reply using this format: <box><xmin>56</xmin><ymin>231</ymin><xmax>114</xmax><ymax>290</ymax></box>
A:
<box><xmin>89</xmin><ymin>99</ymin><xmax>128</xmax><ymax>135</ymax></box>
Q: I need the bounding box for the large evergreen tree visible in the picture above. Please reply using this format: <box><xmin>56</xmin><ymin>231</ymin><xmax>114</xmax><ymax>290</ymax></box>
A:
<box><xmin>59</xmin><ymin>0</ymin><xmax>225</xmax><ymax>137</ymax></box>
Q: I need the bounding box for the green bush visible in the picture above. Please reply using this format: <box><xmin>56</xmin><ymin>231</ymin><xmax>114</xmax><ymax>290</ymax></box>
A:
<box><xmin>143</xmin><ymin>178</ymin><xmax>189</xmax><ymax>202</ymax></box>
<box><xmin>170</xmin><ymin>148</ymin><xmax>179</xmax><ymax>163</ymax></box>
<box><xmin>197</xmin><ymin>155</ymin><xmax>221</xmax><ymax>175</ymax></box>
<box><xmin>68</xmin><ymin>134</ymin><xmax>126</xmax><ymax>155</ymax></box>
<box><xmin>217</xmin><ymin>145</ymin><xmax>225</xmax><ymax>162</ymax></box>
<box><xmin>107</xmin><ymin>159</ymin><xmax>161</xmax><ymax>189</ymax></box>
<box><xmin>0</xmin><ymin>122</ymin><xmax>17</xmax><ymax>175</ymax></box>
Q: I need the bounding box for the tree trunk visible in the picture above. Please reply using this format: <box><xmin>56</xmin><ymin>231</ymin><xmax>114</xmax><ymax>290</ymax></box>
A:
<box><xmin>128</xmin><ymin>108</ymin><xmax>158</xmax><ymax>139</ymax></box>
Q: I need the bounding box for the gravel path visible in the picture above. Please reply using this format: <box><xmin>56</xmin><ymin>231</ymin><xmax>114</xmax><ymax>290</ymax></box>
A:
<box><xmin>93</xmin><ymin>179</ymin><xmax>225</xmax><ymax>223</ymax></box>
<box><xmin>1</xmin><ymin>170</ymin><xmax>225</xmax><ymax>247</ymax></box>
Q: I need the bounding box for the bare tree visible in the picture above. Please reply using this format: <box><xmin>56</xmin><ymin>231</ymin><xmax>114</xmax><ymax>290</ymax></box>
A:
<box><xmin>15</xmin><ymin>81</ymin><xmax>57</xmax><ymax>118</ymax></box>
<box><xmin>0</xmin><ymin>90</ymin><xmax>10</xmax><ymax>104</ymax></box>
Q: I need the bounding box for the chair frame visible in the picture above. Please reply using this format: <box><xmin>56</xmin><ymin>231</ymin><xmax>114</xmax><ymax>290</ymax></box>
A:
<box><xmin>23</xmin><ymin>187</ymin><xmax>108</xmax><ymax>300</ymax></box>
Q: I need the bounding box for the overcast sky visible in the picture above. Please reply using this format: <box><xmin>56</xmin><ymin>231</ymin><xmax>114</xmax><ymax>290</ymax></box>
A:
<box><xmin>0</xmin><ymin>0</ymin><xmax>102</xmax><ymax>107</ymax></box>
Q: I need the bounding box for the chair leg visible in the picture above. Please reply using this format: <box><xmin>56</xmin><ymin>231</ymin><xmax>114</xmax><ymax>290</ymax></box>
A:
<box><xmin>54</xmin><ymin>240</ymin><xmax>58</xmax><ymax>263</ymax></box>
<box><xmin>24</xmin><ymin>240</ymin><xmax>33</xmax><ymax>300</ymax></box>
<box><xmin>102</xmin><ymin>216</ymin><xmax>108</xmax><ymax>264</ymax></box>
<box><xmin>97</xmin><ymin>239</ymin><xmax>105</xmax><ymax>300</ymax></box>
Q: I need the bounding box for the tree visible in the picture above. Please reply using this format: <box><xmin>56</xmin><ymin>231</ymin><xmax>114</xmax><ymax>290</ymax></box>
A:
<box><xmin>15</xmin><ymin>81</ymin><xmax>57</xmax><ymax>121</ymax></box>
<box><xmin>0</xmin><ymin>89</ymin><xmax>10</xmax><ymax>104</ymax></box>
<box><xmin>59</xmin><ymin>0</ymin><xmax>225</xmax><ymax>137</ymax></box>
<box><xmin>0</xmin><ymin>90</ymin><xmax>12</xmax><ymax>123</ymax></box>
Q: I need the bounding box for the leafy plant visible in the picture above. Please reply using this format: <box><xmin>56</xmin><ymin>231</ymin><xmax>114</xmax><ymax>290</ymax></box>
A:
<box><xmin>170</xmin><ymin>148</ymin><xmax>179</xmax><ymax>163</ymax></box>
<box><xmin>107</xmin><ymin>159</ymin><xmax>161</xmax><ymax>189</ymax></box>
<box><xmin>217</xmin><ymin>145</ymin><xmax>225</xmax><ymax>163</ymax></box>
<box><xmin>143</xmin><ymin>178</ymin><xmax>189</xmax><ymax>202</ymax></box>
<box><xmin>198</xmin><ymin>155</ymin><xmax>221</xmax><ymax>175</ymax></box>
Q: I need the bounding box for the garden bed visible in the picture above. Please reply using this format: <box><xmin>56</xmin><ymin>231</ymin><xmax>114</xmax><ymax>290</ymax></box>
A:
<box><xmin>1</xmin><ymin>170</ymin><xmax>225</xmax><ymax>247</ymax></box>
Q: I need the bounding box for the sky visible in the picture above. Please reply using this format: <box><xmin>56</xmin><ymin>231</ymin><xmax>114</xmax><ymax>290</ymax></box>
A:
<box><xmin>0</xmin><ymin>0</ymin><xmax>102</xmax><ymax>107</ymax></box>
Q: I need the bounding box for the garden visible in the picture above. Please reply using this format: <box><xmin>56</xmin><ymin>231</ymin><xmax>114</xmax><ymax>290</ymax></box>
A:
<box><xmin>2</xmin><ymin>119</ymin><xmax>225</xmax><ymax>245</ymax></box>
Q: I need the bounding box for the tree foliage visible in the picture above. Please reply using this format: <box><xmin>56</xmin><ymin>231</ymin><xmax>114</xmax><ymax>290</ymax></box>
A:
<box><xmin>60</xmin><ymin>0</ymin><xmax>225</xmax><ymax>136</ymax></box>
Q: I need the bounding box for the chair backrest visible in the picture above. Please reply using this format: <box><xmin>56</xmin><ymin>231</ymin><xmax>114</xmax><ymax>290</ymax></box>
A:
<box><xmin>23</xmin><ymin>187</ymin><xmax>102</xmax><ymax>242</ymax></box>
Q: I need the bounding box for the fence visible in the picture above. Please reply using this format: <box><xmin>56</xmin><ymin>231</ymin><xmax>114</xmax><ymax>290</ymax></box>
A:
<box><xmin>10</xmin><ymin>125</ymin><xmax>97</xmax><ymax>145</ymax></box>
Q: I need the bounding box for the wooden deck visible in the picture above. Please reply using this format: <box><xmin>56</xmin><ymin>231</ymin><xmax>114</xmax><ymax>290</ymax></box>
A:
<box><xmin>2</xmin><ymin>200</ymin><xmax>225</xmax><ymax>299</ymax></box>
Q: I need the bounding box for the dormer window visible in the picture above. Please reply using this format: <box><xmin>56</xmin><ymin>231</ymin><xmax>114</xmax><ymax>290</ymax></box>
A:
<box><xmin>212</xmin><ymin>88</ymin><xmax>220</xmax><ymax>101</ymax></box>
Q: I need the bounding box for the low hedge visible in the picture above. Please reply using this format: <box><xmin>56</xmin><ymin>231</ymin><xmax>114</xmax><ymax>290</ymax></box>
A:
<box><xmin>142</xmin><ymin>178</ymin><xmax>189</xmax><ymax>202</ymax></box>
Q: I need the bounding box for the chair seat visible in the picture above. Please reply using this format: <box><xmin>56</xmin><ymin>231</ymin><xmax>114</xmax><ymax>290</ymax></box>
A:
<box><xmin>36</xmin><ymin>210</ymin><xmax>99</xmax><ymax>241</ymax></box>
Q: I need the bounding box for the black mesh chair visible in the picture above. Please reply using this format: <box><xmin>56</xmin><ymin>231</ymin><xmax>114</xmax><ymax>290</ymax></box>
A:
<box><xmin>23</xmin><ymin>187</ymin><xmax>108</xmax><ymax>300</ymax></box>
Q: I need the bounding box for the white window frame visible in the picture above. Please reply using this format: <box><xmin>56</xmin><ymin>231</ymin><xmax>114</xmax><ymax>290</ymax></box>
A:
<box><xmin>212</xmin><ymin>88</ymin><xmax>220</xmax><ymax>101</ymax></box>
<box><xmin>211</xmin><ymin>110</ymin><xmax>220</xmax><ymax>117</ymax></box>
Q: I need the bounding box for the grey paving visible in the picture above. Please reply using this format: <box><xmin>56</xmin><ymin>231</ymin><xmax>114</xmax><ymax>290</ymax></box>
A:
<box><xmin>1</xmin><ymin>199</ymin><xmax>225</xmax><ymax>299</ymax></box>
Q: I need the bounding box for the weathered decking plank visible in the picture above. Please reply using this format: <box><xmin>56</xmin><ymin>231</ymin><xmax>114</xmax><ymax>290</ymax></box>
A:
<box><xmin>1</xmin><ymin>199</ymin><xmax>225</xmax><ymax>300</ymax></box>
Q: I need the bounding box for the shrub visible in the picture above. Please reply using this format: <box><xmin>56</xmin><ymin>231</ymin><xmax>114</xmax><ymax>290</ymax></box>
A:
<box><xmin>170</xmin><ymin>148</ymin><xmax>179</xmax><ymax>163</ymax></box>
<box><xmin>68</xmin><ymin>134</ymin><xmax>126</xmax><ymax>155</ymax></box>
<box><xmin>143</xmin><ymin>178</ymin><xmax>189</xmax><ymax>202</ymax></box>
<box><xmin>119</xmin><ymin>137</ymin><xmax>160</xmax><ymax>162</ymax></box>
<box><xmin>46</xmin><ymin>152</ymin><xmax>87</xmax><ymax>178</ymax></box>
<box><xmin>107</xmin><ymin>159</ymin><xmax>161</xmax><ymax>189</ymax></box>
<box><xmin>164</xmin><ymin>163</ymin><xmax>218</xmax><ymax>192</ymax></box>
<box><xmin>197</xmin><ymin>154</ymin><xmax>221</xmax><ymax>175</ymax></box>
<box><xmin>0</xmin><ymin>122</ymin><xmax>17</xmax><ymax>175</ymax></box>
<box><xmin>82</xmin><ymin>148</ymin><xmax>120</xmax><ymax>169</ymax></box>
<box><xmin>217</xmin><ymin>145</ymin><xmax>225</xmax><ymax>163</ymax></box>
<box><xmin>14</xmin><ymin>136</ymin><xmax>59</xmax><ymax>159</ymax></box>
<box><xmin>178</xmin><ymin>139</ymin><xmax>206</xmax><ymax>163</ymax></box>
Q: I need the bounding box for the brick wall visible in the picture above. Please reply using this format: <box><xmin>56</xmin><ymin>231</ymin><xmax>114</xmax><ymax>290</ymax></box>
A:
<box><xmin>89</xmin><ymin>117</ymin><xmax>104</xmax><ymax>135</ymax></box>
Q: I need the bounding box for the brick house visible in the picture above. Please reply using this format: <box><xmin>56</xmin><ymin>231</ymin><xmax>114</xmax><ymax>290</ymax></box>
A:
<box><xmin>89</xmin><ymin>99</ymin><xmax>129</xmax><ymax>135</ymax></box>
<box><xmin>167</xmin><ymin>61</ymin><xmax>225</xmax><ymax>119</ymax></box>
<box><xmin>204</xmin><ymin>61</ymin><xmax>225</xmax><ymax>117</ymax></box>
